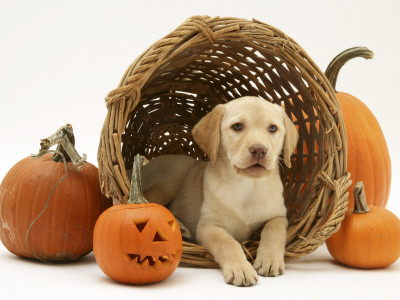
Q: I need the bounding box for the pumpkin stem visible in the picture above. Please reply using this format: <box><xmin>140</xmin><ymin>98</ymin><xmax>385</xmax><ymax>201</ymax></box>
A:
<box><xmin>325</xmin><ymin>47</ymin><xmax>374</xmax><ymax>91</ymax></box>
<box><xmin>31</xmin><ymin>124</ymin><xmax>87</xmax><ymax>169</ymax></box>
<box><xmin>128</xmin><ymin>154</ymin><xmax>149</xmax><ymax>204</ymax></box>
<box><xmin>353</xmin><ymin>181</ymin><xmax>370</xmax><ymax>214</ymax></box>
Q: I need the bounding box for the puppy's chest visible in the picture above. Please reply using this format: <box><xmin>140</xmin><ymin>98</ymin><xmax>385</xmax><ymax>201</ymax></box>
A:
<box><xmin>236</xmin><ymin>188</ymin><xmax>283</xmax><ymax>221</ymax></box>
<box><xmin>211</xmin><ymin>180</ymin><xmax>286</xmax><ymax>234</ymax></box>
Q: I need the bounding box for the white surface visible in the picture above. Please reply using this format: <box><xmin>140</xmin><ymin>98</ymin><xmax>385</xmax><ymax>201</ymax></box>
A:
<box><xmin>0</xmin><ymin>243</ymin><xmax>399</xmax><ymax>300</ymax></box>
<box><xmin>0</xmin><ymin>0</ymin><xmax>399</xmax><ymax>299</ymax></box>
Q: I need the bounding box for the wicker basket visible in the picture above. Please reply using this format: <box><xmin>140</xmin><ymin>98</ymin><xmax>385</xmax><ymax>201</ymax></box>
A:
<box><xmin>98</xmin><ymin>16</ymin><xmax>351</xmax><ymax>267</ymax></box>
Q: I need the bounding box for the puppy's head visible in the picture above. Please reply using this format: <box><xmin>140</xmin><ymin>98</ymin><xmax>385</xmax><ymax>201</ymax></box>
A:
<box><xmin>192</xmin><ymin>96</ymin><xmax>298</xmax><ymax>178</ymax></box>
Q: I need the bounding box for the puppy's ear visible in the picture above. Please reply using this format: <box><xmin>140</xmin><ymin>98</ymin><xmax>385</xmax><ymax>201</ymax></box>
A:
<box><xmin>192</xmin><ymin>104</ymin><xmax>225</xmax><ymax>164</ymax></box>
<box><xmin>282</xmin><ymin>109</ymin><xmax>299</xmax><ymax>168</ymax></box>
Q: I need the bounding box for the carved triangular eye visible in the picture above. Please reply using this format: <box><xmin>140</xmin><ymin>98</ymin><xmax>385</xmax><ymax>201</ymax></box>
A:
<box><xmin>167</xmin><ymin>219</ymin><xmax>176</xmax><ymax>232</ymax></box>
<box><xmin>133</xmin><ymin>218</ymin><xmax>149</xmax><ymax>233</ymax></box>
<box><xmin>153</xmin><ymin>230</ymin><xmax>169</xmax><ymax>242</ymax></box>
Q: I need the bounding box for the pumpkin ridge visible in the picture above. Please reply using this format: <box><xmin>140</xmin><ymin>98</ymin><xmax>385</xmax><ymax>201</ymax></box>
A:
<box><xmin>9</xmin><ymin>160</ymin><xmax>22</xmax><ymax>255</ymax></box>
<box><xmin>17</xmin><ymin>157</ymin><xmax>49</xmax><ymax>257</ymax></box>
<box><xmin>368</xmin><ymin>113</ymin><xmax>392</xmax><ymax>206</ymax></box>
<box><xmin>0</xmin><ymin>160</ymin><xmax>18</xmax><ymax>252</ymax></box>
<box><xmin>355</xmin><ymin>98</ymin><xmax>390</xmax><ymax>207</ymax></box>
<box><xmin>339</xmin><ymin>94</ymin><xmax>387</xmax><ymax>208</ymax></box>
<box><xmin>21</xmin><ymin>158</ymin><xmax>42</xmax><ymax>257</ymax></box>
<box><xmin>75</xmin><ymin>165</ymin><xmax>92</xmax><ymax>255</ymax></box>
<box><xmin>368</xmin><ymin>124</ymin><xmax>390</xmax><ymax>207</ymax></box>
<box><xmin>1</xmin><ymin>160</ymin><xmax>24</xmax><ymax>255</ymax></box>
<box><xmin>28</xmin><ymin>155</ymin><xmax>64</xmax><ymax>260</ymax></box>
<box><xmin>80</xmin><ymin>166</ymin><xmax>91</xmax><ymax>254</ymax></box>
<box><xmin>348</xmin><ymin>213</ymin><xmax>359</xmax><ymax>266</ymax></box>
<box><xmin>359</xmin><ymin>117</ymin><xmax>376</xmax><ymax>207</ymax></box>
<box><xmin>340</xmin><ymin>96</ymin><xmax>364</xmax><ymax>209</ymax></box>
<box><xmin>381</xmin><ymin>209</ymin><xmax>400</xmax><ymax>266</ymax></box>
<box><xmin>46</xmin><ymin>156</ymin><xmax>67</xmax><ymax>259</ymax></box>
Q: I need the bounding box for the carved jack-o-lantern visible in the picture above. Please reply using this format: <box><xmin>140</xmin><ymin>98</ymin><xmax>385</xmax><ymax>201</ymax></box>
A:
<box><xmin>93</xmin><ymin>155</ymin><xmax>182</xmax><ymax>284</ymax></box>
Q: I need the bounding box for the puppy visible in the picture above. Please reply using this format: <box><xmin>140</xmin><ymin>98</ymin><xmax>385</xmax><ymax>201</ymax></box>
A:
<box><xmin>141</xmin><ymin>96</ymin><xmax>298</xmax><ymax>286</ymax></box>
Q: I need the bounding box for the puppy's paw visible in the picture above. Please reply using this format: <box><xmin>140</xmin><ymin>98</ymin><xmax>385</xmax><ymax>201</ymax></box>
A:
<box><xmin>223</xmin><ymin>262</ymin><xmax>259</xmax><ymax>287</ymax></box>
<box><xmin>253</xmin><ymin>255</ymin><xmax>285</xmax><ymax>277</ymax></box>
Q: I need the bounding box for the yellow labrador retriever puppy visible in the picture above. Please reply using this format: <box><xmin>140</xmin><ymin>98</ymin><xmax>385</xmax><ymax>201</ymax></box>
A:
<box><xmin>141</xmin><ymin>96</ymin><xmax>298</xmax><ymax>286</ymax></box>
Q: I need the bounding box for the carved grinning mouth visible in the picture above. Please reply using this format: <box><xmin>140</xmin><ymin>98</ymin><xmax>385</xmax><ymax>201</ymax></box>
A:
<box><xmin>125</xmin><ymin>252</ymin><xmax>180</xmax><ymax>271</ymax></box>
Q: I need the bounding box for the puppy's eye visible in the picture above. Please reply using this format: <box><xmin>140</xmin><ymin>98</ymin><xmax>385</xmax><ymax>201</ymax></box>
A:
<box><xmin>268</xmin><ymin>125</ymin><xmax>278</xmax><ymax>133</ymax></box>
<box><xmin>232</xmin><ymin>123</ymin><xmax>243</xmax><ymax>131</ymax></box>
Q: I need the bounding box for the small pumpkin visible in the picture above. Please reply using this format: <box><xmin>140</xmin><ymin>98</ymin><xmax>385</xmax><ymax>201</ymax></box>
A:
<box><xmin>93</xmin><ymin>154</ymin><xmax>182</xmax><ymax>284</ymax></box>
<box><xmin>0</xmin><ymin>124</ymin><xmax>112</xmax><ymax>262</ymax></box>
<box><xmin>326</xmin><ymin>182</ymin><xmax>400</xmax><ymax>269</ymax></box>
<box><xmin>325</xmin><ymin>47</ymin><xmax>391</xmax><ymax>209</ymax></box>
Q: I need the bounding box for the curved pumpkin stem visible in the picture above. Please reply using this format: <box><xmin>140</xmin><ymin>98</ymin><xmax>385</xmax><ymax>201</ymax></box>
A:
<box><xmin>51</xmin><ymin>126</ymin><xmax>75</xmax><ymax>164</ymax></box>
<box><xmin>32</xmin><ymin>124</ymin><xmax>87</xmax><ymax>169</ymax></box>
<box><xmin>325</xmin><ymin>47</ymin><xmax>374</xmax><ymax>91</ymax></box>
<box><xmin>128</xmin><ymin>154</ymin><xmax>149</xmax><ymax>204</ymax></box>
<box><xmin>353</xmin><ymin>181</ymin><xmax>370</xmax><ymax>214</ymax></box>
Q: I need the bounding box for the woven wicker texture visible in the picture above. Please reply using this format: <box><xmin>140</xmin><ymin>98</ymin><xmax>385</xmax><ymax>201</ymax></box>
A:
<box><xmin>98</xmin><ymin>16</ymin><xmax>351</xmax><ymax>266</ymax></box>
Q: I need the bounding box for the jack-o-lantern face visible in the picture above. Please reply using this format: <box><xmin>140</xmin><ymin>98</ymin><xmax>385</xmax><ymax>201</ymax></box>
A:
<box><xmin>93</xmin><ymin>203</ymin><xmax>182</xmax><ymax>284</ymax></box>
<box><xmin>122</xmin><ymin>205</ymin><xmax>182</xmax><ymax>270</ymax></box>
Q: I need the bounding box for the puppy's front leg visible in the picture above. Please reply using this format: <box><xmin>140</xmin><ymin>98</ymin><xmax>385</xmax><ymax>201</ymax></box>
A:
<box><xmin>253</xmin><ymin>216</ymin><xmax>288</xmax><ymax>277</ymax></box>
<box><xmin>197</xmin><ymin>224</ymin><xmax>258</xmax><ymax>287</ymax></box>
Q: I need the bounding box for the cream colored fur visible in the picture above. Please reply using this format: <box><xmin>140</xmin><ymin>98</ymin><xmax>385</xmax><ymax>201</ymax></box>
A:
<box><xmin>141</xmin><ymin>96</ymin><xmax>298</xmax><ymax>286</ymax></box>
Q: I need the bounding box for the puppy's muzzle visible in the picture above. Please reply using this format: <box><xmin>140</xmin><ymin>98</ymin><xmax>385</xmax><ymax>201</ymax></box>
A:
<box><xmin>249</xmin><ymin>144</ymin><xmax>267</xmax><ymax>160</ymax></box>
<box><xmin>234</xmin><ymin>144</ymin><xmax>270</xmax><ymax>177</ymax></box>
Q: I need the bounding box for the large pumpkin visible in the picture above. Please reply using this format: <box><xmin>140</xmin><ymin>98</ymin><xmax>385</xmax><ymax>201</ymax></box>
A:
<box><xmin>325</xmin><ymin>47</ymin><xmax>391</xmax><ymax>209</ymax></box>
<box><xmin>0</xmin><ymin>124</ymin><xmax>112</xmax><ymax>262</ymax></box>
<box><xmin>93</xmin><ymin>155</ymin><xmax>182</xmax><ymax>284</ymax></box>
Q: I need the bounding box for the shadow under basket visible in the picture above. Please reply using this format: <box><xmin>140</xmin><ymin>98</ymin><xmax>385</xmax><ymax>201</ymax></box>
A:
<box><xmin>98</xmin><ymin>16</ymin><xmax>351</xmax><ymax>267</ymax></box>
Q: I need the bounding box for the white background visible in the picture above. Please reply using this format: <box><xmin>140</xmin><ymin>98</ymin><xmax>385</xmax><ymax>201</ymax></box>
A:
<box><xmin>0</xmin><ymin>0</ymin><xmax>399</xmax><ymax>299</ymax></box>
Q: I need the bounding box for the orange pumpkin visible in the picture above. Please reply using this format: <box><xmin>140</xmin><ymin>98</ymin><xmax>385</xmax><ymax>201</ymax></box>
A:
<box><xmin>325</xmin><ymin>47</ymin><xmax>391</xmax><ymax>209</ymax></box>
<box><xmin>0</xmin><ymin>125</ymin><xmax>112</xmax><ymax>262</ymax></box>
<box><xmin>326</xmin><ymin>182</ymin><xmax>400</xmax><ymax>268</ymax></box>
<box><xmin>93</xmin><ymin>155</ymin><xmax>182</xmax><ymax>284</ymax></box>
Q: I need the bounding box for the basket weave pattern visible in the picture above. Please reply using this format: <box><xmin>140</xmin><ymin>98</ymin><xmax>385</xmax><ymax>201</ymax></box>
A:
<box><xmin>98</xmin><ymin>16</ymin><xmax>351</xmax><ymax>266</ymax></box>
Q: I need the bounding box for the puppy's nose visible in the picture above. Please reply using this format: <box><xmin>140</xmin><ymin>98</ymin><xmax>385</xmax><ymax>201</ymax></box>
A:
<box><xmin>249</xmin><ymin>144</ymin><xmax>267</xmax><ymax>159</ymax></box>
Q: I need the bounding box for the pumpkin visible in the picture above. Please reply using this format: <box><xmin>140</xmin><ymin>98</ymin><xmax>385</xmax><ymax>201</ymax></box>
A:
<box><xmin>93</xmin><ymin>154</ymin><xmax>182</xmax><ymax>284</ymax></box>
<box><xmin>325</xmin><ymin>47</ymin><xmax>391</xmax><ymax>209</ymax></box>
<box><xmin>0</xmin><ymin>124</ymin><xmax>112</xmax><ymax>262</ymax></box>
<box><xmin>326</xmin><ymin>181</ymin><xmax>400</xmax><ymax>268</ymax></box>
